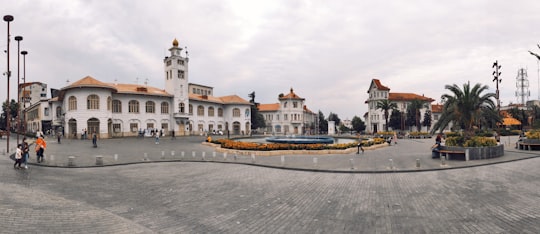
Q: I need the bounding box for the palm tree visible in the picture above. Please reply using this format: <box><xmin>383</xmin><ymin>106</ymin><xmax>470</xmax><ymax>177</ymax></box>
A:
<box><xmin>408</xmin><ymin>99</ymin><xmax>429</xmax><ymax>132</ymax></box>
<box><xmin>431</xmin><ymin>82</ymin><xmax>500</xmax><ymax>137</ymax></box>
<box><xmin>376</xmin><ymin>99</ymin><xmax>397</xmax><ymax>131</ymax></box>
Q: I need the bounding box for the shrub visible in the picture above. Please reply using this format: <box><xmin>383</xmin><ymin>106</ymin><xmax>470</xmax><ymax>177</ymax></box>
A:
<box><xmin>525</xmin><ymin>130</ymin><xmax>540</xmax><ymax>139</ymax></box>
<box><xmin>445</xmin><ymin>136</ymin><xmax>496</xmax><ymax>147</ymax></box>
<box><xmin>213</xmin><ymin>138</ymin><xmax>386</xmax><ymax>151</ymax></box>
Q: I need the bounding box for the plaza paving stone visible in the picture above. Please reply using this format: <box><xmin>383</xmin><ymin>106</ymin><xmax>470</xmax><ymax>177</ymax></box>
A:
<box><xmin>0</xmin><ymin>134</ymin><xmax>539</xmax><ymax>233</ymax></box>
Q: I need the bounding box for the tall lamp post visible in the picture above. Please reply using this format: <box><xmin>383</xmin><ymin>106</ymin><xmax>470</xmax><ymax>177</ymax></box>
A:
<box><xmin>492</xmin><ymin>60</ymin><xmax>502</xmax><ymax>111</ymax></box>
<box><xmin>21</xmin><ymin>50</ymin><xmax>27</xmax><ymax>135</ymax></box>
<box><xmin>14</xmin><ymin>35</ymin><xmax>22</xmax><ymax>145</ymax></box>
<box><xmin>4</xmin><ymin>15</ymin><xmax>14</xmax><ymax>153</ymax></box>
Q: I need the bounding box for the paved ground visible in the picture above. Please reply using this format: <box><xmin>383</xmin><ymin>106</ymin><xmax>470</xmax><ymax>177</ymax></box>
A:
<box><xmin>1</xmin><ymin>134</ymin><xmax>539</xmax><ymax>233</ymax></box>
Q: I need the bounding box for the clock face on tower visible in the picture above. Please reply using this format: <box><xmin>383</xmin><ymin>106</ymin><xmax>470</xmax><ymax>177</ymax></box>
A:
<box><xmin>176</xmin><ymin>51</ymin><xmax>180</xmax><ymax>55</ymax></box>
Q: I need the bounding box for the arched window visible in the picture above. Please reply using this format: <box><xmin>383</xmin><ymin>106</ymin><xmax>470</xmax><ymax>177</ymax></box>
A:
<box><xmin>197</xmin><ymin>105</ymin><xmax>204</xmax><ymax>116</ymax></box>
<box><xmin>233</xmin><ymin>108</ymin><xmax>240</xmax><ymax>117</ymax></box>
<box><xmin>208</xmin><ymin>107</ymin><xmax>215</xmax><ymax>117</ymax></box>
<box><xmin>179</xmin><ymin>103</ymin><xmax>185</xmax><ymax>113</ymax></box>
<box><xmin>87</xmin><ymin>94</ymin><xmax>99</xmax><ymax>110</ymax></box>
<box><xmin>112</xmin><ymin>100</ymin><xmax>122</xmax><ymax>113</ymax></box>
<box><xmin>161</xmin><ymin>102</ymin><xmax>169</xmax><ymax>114</ymax></box>
<box><xmin>189</xmin><ymin>104</ymin><xmax>193</xmax><ymax>114</ymax></box>
<box><xmin>146</xmin><ymin>101</ymin><xmax>155</xmax><ymax>113</ymax></box>
<box><xmin>107</xmin><ymin>96</ymin><xmax>112</xmax><ymax>110</ymax></box>
<box><xmin>218</xmin><ymin>108</ymin><xmax>223</xmax><ymax>117</ymax></box>
<box><xmin>68</xmin><ymin>96</ymin><xmax>77</xmax><ymax>111</ymax></box>
<box><xmin>129</xmin><ymin>100</ymin><xmax>139</xmax><ymax>113</ymax></box>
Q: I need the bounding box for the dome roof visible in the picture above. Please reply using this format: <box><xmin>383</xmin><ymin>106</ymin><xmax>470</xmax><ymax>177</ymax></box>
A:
<box><xmin>172</xmin><ymin>38</ymin><xmax>179</xmax><ymax>47</ymax></box>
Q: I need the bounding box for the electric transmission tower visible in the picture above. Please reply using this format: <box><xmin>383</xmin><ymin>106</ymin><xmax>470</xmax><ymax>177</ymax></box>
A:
<box><xmin>515</xmin><ymin>68</ymin><xmax>530</xmax><ymax>105</ymax></box>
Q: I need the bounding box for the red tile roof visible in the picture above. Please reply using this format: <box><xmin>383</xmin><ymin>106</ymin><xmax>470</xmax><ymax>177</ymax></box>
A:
<box><xmin>431</xmin><ymin>104</ymin><xmax>443</xmax><ymax>113</ymax></box>
<box><xmin>258</xmin><ymin>103</ymin><xmax>280</xmax><ymax>112</ymax></box>
<box><xmin>279</xmin><ymin>88</ymin><xmax>304</xmax><ymax>100</ymax></box>
<box><xmin>372</xmin><ymin>79</ymin><xmax>390</xmax><ymax>91</ymax></box>
<box><xmin>389</xmin><ymin>93</ymin><xmax>434</xmax><ymax>102</ymax></box>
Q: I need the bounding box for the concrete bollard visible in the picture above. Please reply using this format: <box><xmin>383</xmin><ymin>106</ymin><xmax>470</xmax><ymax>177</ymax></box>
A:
<box><xmin>441</xmin><ymin>155</ymin><xmax>446</xmax><ymax>166</ymax></box>
<box><xmin>202</xmin><ymin>152</ymin><xmax>206</xmax><ymax>158</ymax></box>
<box><xmin>171</xmin><ymin>151</ymin><xmax>175</xmax><ymax>157</ymax></box>
<box><xmin>161</xmin><ymin>151</ymin><xmax>165</xmax><ymax>159</ymax></box>
<box><xmin>192</xmin><ymin>151</ymin><xmax>196</xmax><ymax>158</ymax></box>
<box><xmin>350</xmin><ymin>158</ymin><xmax>354</xmax><ymax>170</ymax></box>
<box><xmin>68</xmin><ymin>156</ymin><xmax>75</xmax><ymax>167</ymax></box>
<box><xmin>114</xmin><ymin>154</ymin><xmax>118</xmax><ymax>161</ymax></box>
<box><xmin>251</xmin><ymin>154</ymin><xmax>256</xmax><ymax>163</ymax></box>
<box><xmin>49</xmin><ymin>155</ymin><xmax>54</xmax><ymax>162</ymax></box>
<box><xmin>416</xmin><ymin>159</ymin><xmax>420</xmax><ymax>168</ymax></box>
<box><xmin>144</xmin><ymin>153</ymin><xmax>148</xmax><ymax>161</ymax></box>
<box><xmin>223</xmin><ymin>152</ymin><xmax>227</xmax><ymax>160</ymax></box>
<box><xmin>389</xmin><ymin>159</ymin><xmax>394</xmax><ymax>170</ymax></box>
<box><xmin>281</xmin><ymin>155</ymin><xmax>285</xmax><ymax>166</ymax></box>
<box><xmin>313</xmin><ymin>157</ymin><xmax>318</xmax><ymax>168</ymax></box>
<box><xmin>234</xmin><ymin>154</ymin><xmax>237</xmax><ymax>161</ymax></box>
<box><xmin>212</xmin><ymin>152</ymin><xmax>216</xmax><ymax>158</ymax></box>
<box><xmin>96</xmin><ymin>155</ymin><xmax>103</xmax><ymax>166</ymax></box>
<box><xmin>2</xmin><ymin>149</ymin><xmax>5</xmax><ymax>155</ymax></box>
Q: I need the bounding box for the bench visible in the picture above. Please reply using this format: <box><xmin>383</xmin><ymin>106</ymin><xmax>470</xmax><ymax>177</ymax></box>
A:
<box><xmin>439</xmin><ymin>149</ymin><xmax>470</xmax><ymax>161</ymax></box>
<box><xmin>517</xmin><ymin>142</ymin><xmax>540</xmax><ymax>151</ymax></box>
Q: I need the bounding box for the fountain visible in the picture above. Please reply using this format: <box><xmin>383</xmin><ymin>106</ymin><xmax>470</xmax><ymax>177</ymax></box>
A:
<box><xmin>265</xmin><ymin>135</ymin><xmax>334</xmax><ymax>144</ymax></box>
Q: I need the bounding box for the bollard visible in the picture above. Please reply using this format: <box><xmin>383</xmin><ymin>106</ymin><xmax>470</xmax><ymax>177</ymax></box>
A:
<box><xmin>96</xmin><ymin>155</ymin><xmax>103</xmax><ymax>166</ymax></box>
<box><xmin>68</xmin><ymin>156</ymin><xmax>75</xmax><ymax>167</ymax></box>
<box><xmin>281</xmin><ymin>155</ymin><xmax>285</xmax><ymax>166</ymax></box>
<box><xmin>161</xmin><ymin>151</ymin><xmax>165</xmax><ymax>159</ymax></box>
<box><xmin>171</xmin><ymin>151</ymin><xmax>175</xmax><ymax>157</ymax></box>
<box><xmin>181</xmin><ymin>151</ymin><xmax>185</xmax><ymax>158</ymax></box>
<box><xmin>114</xmin><ymin>154</ymin><xmax>118</xmax><ymax>161</ymax></box>
<box><xmin>416</xmin><ymin>159</ymin><xmax>420</xmax><ymax>168</ymax></box>
<box><xmin>213</xmin><ymin>152</ymin><xmax>216</xmax><ymax>158</ymax></box>
<box><xmin>144</xmin><ymin>153</ymin><xmax>148</xmax><ymax>161</ymax></box>
<box><xmin>251</xmin><ymin>154</ymin><xmax>256</xmax><ymax>163</ymax></box>
<box><xmin>1</xmin><ymin>149</ymin><xmax>5</xmax><ymax>155</ymax></box>
<box><xmin>350</xmin><ymin>158</ymin><xmax>354</xmax><ymax>170</ymax></box>
<box><xmin>50</xmin><ymin>155</ymin><xmax>54</xmax><ymax>162</ymax></box>
<box><xmin>441</xmin><ymin>155</ymin><xmax>446</xmax><ymax>166</ymax></box>
<box><xmin>223</xmin><ymin>152</ymin><xmax>227</xmax><ymax>160</ymax></box>
<box><xmin>389</xmin><ymin>159</ymin><xmax>394</xmax><ymax>170</ymax></box>
<box><xmin>192</xmin><ymin>151</ymin><xmax>196</xmax><ymax>158</ymax></box>
<box><xmin>234</xmin><ymin>154</ymin><xmax>238</xmax><ymax>161</ymax></box>
<box><xmin>202</xmin><ymin>152</ymin><xmax>206</xmax><ymax>158</ymax></box>
<box><xmin>313</xmin><ymin>157</ymin><xmax>318</xmax><ymax>168</ymax></box>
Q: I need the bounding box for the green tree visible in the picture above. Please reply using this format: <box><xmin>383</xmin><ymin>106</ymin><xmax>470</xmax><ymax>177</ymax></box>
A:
<box><xmin>1</xmin><ymin>99</ymin><xmax>18</xmax><ymax>130</ymax></box>
<box><xmin>422</xmin><ymin>110</ymin><xmax>432</xmax><ymax>131</ymax></box>
<box><xmin>327</xmin><ymin>112</ymin><xmax>341</xmax><ymax>127</ymax></box>
<box><xmin>376</xmin><ymin>99</ymin><xmax>397</xmax><ymax>131</ymax></box>
<box><xmin>388</xmin><ymin>109</ymin><xmax>402</xmax><ymax>130</ymax></box>
<box><xmin>249</xmin><ymin>92</ymin><xmax>266</xmax><ymax>131</ymax></box>
<box><xmin>318</xmin><ymin>110</ymin><xmax>328</xmax><ymax>134</ymax></box>
<box><xmin>431</xmin><ymin>82</ymin><xmax>500</xmax><ymax>137</ymax></box>
<box><xmin>408</xmin><ymin>99</ymin><xmax>428</xmax><ymax>132</ymax></box>
<box><xmin>351</xmin><ymin>116</ymin><xmax>366</xmax><ymax>133</ymax></box>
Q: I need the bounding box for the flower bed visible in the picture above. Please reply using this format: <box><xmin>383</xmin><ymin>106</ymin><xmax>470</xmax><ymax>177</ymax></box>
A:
<box><xmin>212</xmin><ymin>137</ymin><xmax>387</xmax><ymax>151</ymax></box>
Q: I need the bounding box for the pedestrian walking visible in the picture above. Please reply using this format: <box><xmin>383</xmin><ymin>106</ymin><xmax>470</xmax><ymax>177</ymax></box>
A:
<box><xmin>14</xmin><ymin>144</ymin><xmax>23</xmax><ymax>169</ymax></box>
<box><xmin>35</xmin><ymin>135</ymin><xmax>47</xmax><ymax>163</ymax></box>
<box><xmin>155</xmin><ymin>132</ymin><xmax>160</xmax><ymax>144</ymax></box>
<box><xmin>171</xmin><ymin>130</ymin><xmax>175</xmax><ymax>140</ymax></box>
<box><xmin>22</xmin><ymin>137</ymin><xmax>29</xmax><ymax>169</ymax></box>
<box><xmin>57</xmin><ymin>131</ymin><xmax>62</xmax><ymax>144</ymax></box>
<box><xmin>92</xmin><ymin>132</ymin><xmax>97</xmax><ymax>147</ymax></box>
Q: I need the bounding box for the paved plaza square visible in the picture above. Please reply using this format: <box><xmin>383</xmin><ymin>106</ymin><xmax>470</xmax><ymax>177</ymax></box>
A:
<box><xmin>1</xmin><ymin>135</ymin><xmax>539</xmax><ymax>233</ymax></box>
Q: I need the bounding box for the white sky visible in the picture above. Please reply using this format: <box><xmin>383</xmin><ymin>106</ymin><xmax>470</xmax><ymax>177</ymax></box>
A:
<box><xmin>2</xmin><ymin>0</ymin><xmax>540</xmax><ymax>120</ymax></box>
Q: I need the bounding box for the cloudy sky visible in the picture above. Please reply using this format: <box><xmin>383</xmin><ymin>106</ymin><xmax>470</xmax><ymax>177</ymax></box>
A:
<box><xmin>2</xmin><ymin>0</ymin><xmax>540</xmax><ymax>120</ymax></box>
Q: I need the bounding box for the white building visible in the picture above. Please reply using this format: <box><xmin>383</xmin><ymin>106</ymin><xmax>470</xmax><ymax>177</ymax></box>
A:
<box><xmin>365</xmin><ymin>79</ymin><xmax>434</xmax><ymax>133</ymax></box>
<box><xmin>23</xmin><ymin>38</ymin><xmax>252</xmax><ymax>138</ymax></box>
<box><xmin>258</xmin><ymin>88</ymin><xmax>318</xmax><ymax>135</ymax></box>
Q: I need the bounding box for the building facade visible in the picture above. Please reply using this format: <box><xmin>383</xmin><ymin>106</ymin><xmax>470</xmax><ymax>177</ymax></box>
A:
<box><xmin>258</xmin><ymin>88</ymin><xmax>318</xmax><ymax>135</ymax></box>
<box><xmin>23</xmin><ymin>39</ymin><xmax>252</xmax><ymax>139</ymax></box>
<box><xmin>365</xmin><ymin>79</ymin><xmax>434</xmax><ymax>133</ymax></box>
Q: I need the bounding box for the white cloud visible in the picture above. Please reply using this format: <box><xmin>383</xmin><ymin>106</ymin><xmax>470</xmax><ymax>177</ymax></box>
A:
<box><xmin>1</xmin><ymin>0</ymin><xmax>540</xmax><ymax>121</ymax></box>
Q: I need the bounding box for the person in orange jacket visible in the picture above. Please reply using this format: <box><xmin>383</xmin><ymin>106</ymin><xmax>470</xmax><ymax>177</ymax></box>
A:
<box><xmin>35</xmin><ymin>135</ymin><xmax>47</xmax><ymax>163</ymax></box>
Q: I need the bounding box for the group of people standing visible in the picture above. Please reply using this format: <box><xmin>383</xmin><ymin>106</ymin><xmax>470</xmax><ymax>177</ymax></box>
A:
<box><xmin>13</xmin><ymin>136</ymin><xmax>47</xmax><ymax>169</ymax></box>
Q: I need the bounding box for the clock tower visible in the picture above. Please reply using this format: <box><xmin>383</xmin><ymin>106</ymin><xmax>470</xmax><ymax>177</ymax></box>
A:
<box><xmin>164</xmin><ymin>38</ymin><xmax>190</xmax><ymax>134</ymax></box>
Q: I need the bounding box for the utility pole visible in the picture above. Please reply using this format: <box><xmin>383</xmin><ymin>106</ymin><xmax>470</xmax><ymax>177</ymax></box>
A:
<box><xmin>492</xmin><ymin>60</ymin><xmax>502</xmax><ymax>111</ymax></box>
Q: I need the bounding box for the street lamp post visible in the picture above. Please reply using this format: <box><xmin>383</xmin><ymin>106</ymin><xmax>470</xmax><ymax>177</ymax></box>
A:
<box><xmin>492</xmin><ymin>60</ymin><xmax>502</xmax><ymax>112</ymax></box>
<box><xmin>14</xmin><ymin>35</ymin><xmax>22</xmax><ymax>145</ymax></box>
<box><xmin>21</xmin><ymin>50</ymin><xmax>27</xmax><ymax>135</ymax></box>
<box><xmin>4</xmin><ymin>15</ymin><xmax>14</xmax><ymax>153</ymax></box>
